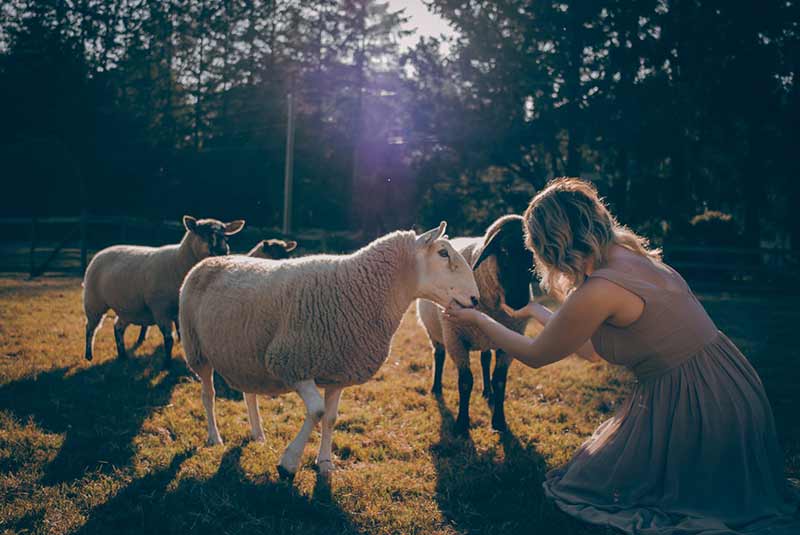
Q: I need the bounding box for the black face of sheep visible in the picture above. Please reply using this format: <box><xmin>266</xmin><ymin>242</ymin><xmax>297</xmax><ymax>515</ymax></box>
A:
<box><xmin>261</xmin><ymin>239</ymin><xmax>297</xmax><ymax>259</ymax></box>
<box><xmin>183</xmin><ymin>216</ymin><xmax>245</xmax><ymax>256</ymax></box>
<box><xmin>472</xmin><ymin>216</ymin><xmax>534</xmax><ymax>310</ymax></box>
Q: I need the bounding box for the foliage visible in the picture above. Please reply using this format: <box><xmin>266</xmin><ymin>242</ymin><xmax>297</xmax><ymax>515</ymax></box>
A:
<box><xmin>0</xmin><ymin>1</ymin><xmax>798</xmax><ymax>242</ymax></box>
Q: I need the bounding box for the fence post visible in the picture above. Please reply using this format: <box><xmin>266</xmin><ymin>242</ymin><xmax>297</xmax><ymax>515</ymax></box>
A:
<box><xmin>29</xmin><ymin>217</ymin><xmax>38</xmax><ymax>278</ymax></box>
<box><xmin>80</xmin><ymin>210</ymin><xmax>88</xmax><ymax>274</ymax></box>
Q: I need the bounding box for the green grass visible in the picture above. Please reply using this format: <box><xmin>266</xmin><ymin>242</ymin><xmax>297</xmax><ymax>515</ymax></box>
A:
<box><xmin>0</xmin><ymin>275</ymin><xmax>797</xmax><ymax>535</ymax></box>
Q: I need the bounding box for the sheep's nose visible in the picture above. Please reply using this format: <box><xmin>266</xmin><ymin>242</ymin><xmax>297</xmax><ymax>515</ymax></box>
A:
<box><xmin>471</xmin><ymin>296</ymin><xmax>479</xmax><ymax>307</ymax></box>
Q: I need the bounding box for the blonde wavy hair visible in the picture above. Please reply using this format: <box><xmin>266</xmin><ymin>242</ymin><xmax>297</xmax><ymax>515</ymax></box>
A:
<box><xmin>523</xmin><ymin>177</ymin><xmax>661</xmax><ymax>300</ymax></box>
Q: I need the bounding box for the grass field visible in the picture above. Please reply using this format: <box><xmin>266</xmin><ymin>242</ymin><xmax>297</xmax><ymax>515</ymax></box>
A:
<box><xmin>1</xmin><ymin>275</ymin><xmax>798</xmax><ymax>535</ymax></box>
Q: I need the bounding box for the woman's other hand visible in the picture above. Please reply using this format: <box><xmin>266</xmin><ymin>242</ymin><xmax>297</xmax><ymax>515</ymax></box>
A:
<box><xmin>501</xmin><ymin>301</ymin><xmax>537</xmax><ymax>319</ymax></box>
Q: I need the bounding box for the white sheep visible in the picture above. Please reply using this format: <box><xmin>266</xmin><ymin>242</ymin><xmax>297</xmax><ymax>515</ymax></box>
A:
<box><xmin>178</xmin><ymin>222</ymin><xmax>479</xmax><ymax>479</ymax></box>
<box><xmin>82</xmin><ymin>215</ymin><xmax>245</xmax><ymax>368</ymax></box>
<box><xmin>417</xmin><ymin>215</ymin><xmax>533</xmax><ymax>433</ymax></box>
<box><xmin>246</xmin><ymin>238</ymin><xmax>298</xmax><ymax>259</ymax></box>
<box><xmin>129</xmin><ymin>237</ymin><xmax>297</xmax><ymax>348</ymax></box>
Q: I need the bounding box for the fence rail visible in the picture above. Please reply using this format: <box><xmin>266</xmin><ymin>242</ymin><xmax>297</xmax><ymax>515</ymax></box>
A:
<box><xmin>0</xmin><ymin>217</ymin><xmax>797</xmax><ymax>291</ymax></box>
<box><xmin>0</xmin><ymin>216</ymin><xmax>366</xmax><ymax>277</ymax></box>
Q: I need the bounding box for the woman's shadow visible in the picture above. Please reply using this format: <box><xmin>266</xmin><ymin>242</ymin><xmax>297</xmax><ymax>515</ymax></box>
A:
<box><xmin>0</xmin><ymin>351</ymin><xmax>183</xmax><ymax>485</ymax></box>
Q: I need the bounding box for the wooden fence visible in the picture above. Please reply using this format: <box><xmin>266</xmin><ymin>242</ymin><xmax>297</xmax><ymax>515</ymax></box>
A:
<box><xmin>0</xmin><ymin>216</ymin><xmax>366</xmax><ymax>277</ymax></box>
<box><xmin>0</xmin><ymin>216</ymin><xmax>797</xmax><ymax>291</ymax></box>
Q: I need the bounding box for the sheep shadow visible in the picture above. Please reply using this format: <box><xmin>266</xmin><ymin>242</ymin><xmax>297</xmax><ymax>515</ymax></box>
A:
<box><xmin>431</xmin><ymin>399</ymin><xmax>597</xmax><ymax>535</ymax></box>
<box><xmin>0</xmin><ymin>351</ymin><xmax>183</xmax><ymax>485</ymax></box>
<box><xmin>72</xmin><ymin>445</ymin><xmax>361</xmax><ymax>535</ymax></box>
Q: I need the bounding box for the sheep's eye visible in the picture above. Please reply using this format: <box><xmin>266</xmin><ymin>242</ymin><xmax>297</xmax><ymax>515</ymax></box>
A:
<box><xmin>438</xmin><ymin>249</ymin><xmax>449</xmax><ymax>258</ymax></box>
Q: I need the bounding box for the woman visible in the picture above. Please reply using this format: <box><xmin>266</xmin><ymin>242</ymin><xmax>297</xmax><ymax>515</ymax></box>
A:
<box><xmin>445</xmin><ymin>178</ymin><xmax>798</xmax><ymax>534</ymax></box>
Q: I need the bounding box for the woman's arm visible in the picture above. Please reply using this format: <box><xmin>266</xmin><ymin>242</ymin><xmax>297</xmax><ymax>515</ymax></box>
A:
<box><xmin>445</xmin><ymin>278</ymin><xmax>616</xmax><ymax>369</ymax></box>
<box><xmin>502</xmin><ymin>302</ymin><xmax>602</xmax><ymax>362</ymax></box>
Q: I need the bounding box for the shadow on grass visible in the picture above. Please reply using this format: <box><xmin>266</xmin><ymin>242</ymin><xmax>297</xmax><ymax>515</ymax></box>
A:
<box><xmin>431</xmin><ymin>398</ymin><xmax>598</xmax><ymax>535</ymax></box>
<box><xmin>0</xmin><ymin>351</ymin><xmax>183</xmax><ymax>485</ymax></box>
<box><xmin>72</xmin><ymin>446</ymin><xmax>360</xmax><ymax>535</ymax></box>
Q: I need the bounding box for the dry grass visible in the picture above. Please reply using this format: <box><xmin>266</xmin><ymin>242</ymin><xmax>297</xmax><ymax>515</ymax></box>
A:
<box><xmin>0</xmin><ymin>275</ymin><xmax>797</xmax><ymax>535</ymax></box>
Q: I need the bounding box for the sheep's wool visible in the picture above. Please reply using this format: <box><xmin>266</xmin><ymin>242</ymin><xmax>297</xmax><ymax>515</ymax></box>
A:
<box><xmin>179</xmin><ymin>231</ymin><xmax>418</xmax><ymax>392</ymax></box>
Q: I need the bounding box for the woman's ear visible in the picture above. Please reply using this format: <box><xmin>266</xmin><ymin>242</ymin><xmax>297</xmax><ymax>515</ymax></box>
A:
<box><xmin>183</xmin><ymin>215</ymin><xmax>197</xmax><ymax>232</ymax></box>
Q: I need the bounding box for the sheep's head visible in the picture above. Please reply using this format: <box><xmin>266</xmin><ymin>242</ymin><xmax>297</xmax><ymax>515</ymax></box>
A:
<box><xmin>248</xmin><ymin>239</ymin><xmax>298</xmax><ymax>259</ymax></box>
<box><xmin>183</xmin><ymin>215</ymin><xmax>245</xmax><ymax>258</ymax></box>
<box><xmin>473</xmin><ymin>215</ymin><xmax>535</xmax><ymax>310</ymax></box>
<box><xmin>414</xmin><ymin>221</ymin><xmax>480</xmax><ymax>309</ymax></box>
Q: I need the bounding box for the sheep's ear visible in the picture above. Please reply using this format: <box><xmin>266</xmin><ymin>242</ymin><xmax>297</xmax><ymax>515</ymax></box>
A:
<box><xmin>224</xmin><ymin>220</ymin><xmax>245</xmax><ymax>235</ymax></box>
<box><xmin>259</xmin><ymin>240</ymin><xmax>269</xmax><ymax>251</ymax></box>
<box><xmin>183</xmin><ymin>215</ymin><xmax>198</xmax><ymax>233</ymax></box>
<box><xmin>284</xmin><ymin>240</ymin><xmax>298</xmax><ymax>252</ymax></box>
<box><xmin>416</xmin><ymin>221</ymin><xmax>447</xmax><ymax>247</ymax></box>
<box><xmin>473</xmin><ymin>230</ymin><xmax>501</xmax><ymax>270</ymax></box>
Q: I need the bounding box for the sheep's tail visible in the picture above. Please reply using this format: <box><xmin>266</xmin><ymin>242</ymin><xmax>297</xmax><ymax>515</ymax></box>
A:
<box><xmin>179</xmin><ymin>318</ymin><xmax>206</xmax><ymax>381</ymax></box>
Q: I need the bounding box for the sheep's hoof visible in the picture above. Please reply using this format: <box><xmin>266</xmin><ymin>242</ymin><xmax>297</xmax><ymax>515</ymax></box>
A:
<box><xmin>315</xmin><ymin>459</ymin><xmax>336</xmax><ymax>478</ymax></box>
<box><xmin>491</xmin><ymin>414</ymin><xmax>508</xmax><ymax>434</ymax></box>
<box><xmin>206</xmin><ymin>436</ymin><xmax>224</xmax><ymax>447</ymax></box>
<box><xmin>84</xmin><ymin>353</ymin><xmax>93</xmax><ymax>362</ymax></box>
<box><xmin>277</xmin><ymin>465</ymin><xmax>296</xmax><ymax>482</ymax></box>
<box><xmin>250</xmin><ymin>433</ymin><xmax>266</xmax><ymax>444</ymax></box>
<box><xmin>453</xmin><ymin>419</ymin><xmax>470</xmax><ymax>437</ymax></box>
<box><xmin>116</xmin><ymin>351</ymin><xmax>128</xmax><ymax>360</ymax></box>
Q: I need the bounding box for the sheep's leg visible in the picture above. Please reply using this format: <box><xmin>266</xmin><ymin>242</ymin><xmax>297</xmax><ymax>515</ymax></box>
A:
<box><xmin>84</xmin><ymin>313</ymin><xmax>103</xmax><ymax>362</ymax></box>
<box><xmin>316</xmin><ymin>387</ymin><xmax>343</xmax><ymax>477</ymax></box>
<box><xmin>278</xmin><ymin>379</ymin><xmax>324</xmax><ymax>480</ymax></box>
<box><xmin>198</xmin><ymin>364</ymin><xmax>223</xmax><ymax>446</ymax></box>
<box><xmin>244</xmin><ymin>393</ymin><xmax>265</xmax><ymax>443</ymax></box>
<box><xmin>157</xmin><ymin>323</ymin><xmax>173</xmax><ymax>369</ymax></box>
<box><xmin>490</xmin><ymin>350</ymin><xmax>512</xmax><ymax>433</ymax></box>
<box><xmin>454</xmin><ymin>364</ymin><xmax>474</xmax><ymax>435</ymax></box>
<box><xmin>480</xmin><ymin>350</ymin><xmax>493</xmax><ymax>403</ymax></box>
<box><xmin>130</xmin><ymin>325</ymin><xmax>148</xmax><ymax>352</ymax></box>
<box><xmin>113</xmin><ymin>316</ymin><xmax>129</xmax><ymax>359</ymax></box>
<box><xmin>431</xmin><ymin>343</ymin><xmax>446</xmax><ymax>397</ymax></box>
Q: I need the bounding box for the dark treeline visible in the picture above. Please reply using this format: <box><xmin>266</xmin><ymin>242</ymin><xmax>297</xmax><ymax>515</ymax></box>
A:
<box><xmin>0</xmin><ymin>1</ymin><xmax>797</xmax><ymax>246</ymax></box>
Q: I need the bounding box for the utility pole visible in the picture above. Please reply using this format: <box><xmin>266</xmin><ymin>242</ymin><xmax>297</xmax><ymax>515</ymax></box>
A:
<box><xmin>282</xmin><ymin>80</ymin><xmax>295</xmax><ymax>235</ymax></box>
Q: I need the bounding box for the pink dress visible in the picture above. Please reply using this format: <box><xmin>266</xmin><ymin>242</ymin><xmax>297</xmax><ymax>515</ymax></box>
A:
<box><xmin>543</xmin><ymin>257</ymin><xmax>799</xmax><ymax>534</ymax></box>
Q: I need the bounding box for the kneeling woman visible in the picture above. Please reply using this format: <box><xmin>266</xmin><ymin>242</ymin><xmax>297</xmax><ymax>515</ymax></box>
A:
<box><xmin>445</xmin><ymin>178</ymin><xmax>798</xmax><ymax>534</ymax></box>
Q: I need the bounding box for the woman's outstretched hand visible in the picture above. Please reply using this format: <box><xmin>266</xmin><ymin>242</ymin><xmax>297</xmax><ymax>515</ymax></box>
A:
<box><xmin>443</xmin><ymin>301</ymin><xmax>485</xmax><ymax>326</ymax></box>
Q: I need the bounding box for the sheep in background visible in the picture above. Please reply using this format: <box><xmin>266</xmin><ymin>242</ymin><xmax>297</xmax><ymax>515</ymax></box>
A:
<box><xmin>83</xmin><ymin>215</ymin><xmax>245</xmax><ymax>368</ymax></box>
<box><xmin>129</xmin><ymin>237</ymin><xmax>298</xmax><ymax>350</ymax></box>
<box><xmin>179</xmin><ymin>222</ymin><xmax>480</xmax><ymax>479</ymax></box>
<box><xmin>417</xmin><ymin>215</ymin><xmax>534</xmax><ymax>434</ymax></box>
<box><xmin>247</xmin><ymin>238</ymin><xmax>298</xmax><ymax>259</ymax></box>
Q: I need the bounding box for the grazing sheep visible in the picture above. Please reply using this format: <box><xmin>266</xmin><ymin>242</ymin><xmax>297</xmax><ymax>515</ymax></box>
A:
<box><xmin>83</xmin><ymin>215</ymin><xmax>245</xmax><ymax>368</ymax></box>
<box><xmin>179</xmin><ymin>222</ymin><xmax>479</xmax><ymax>479</ymax></box>
<box><xmin>417</xmin><ymin>215</ymin><xmax>534</xmax><ymax>434</ymax></box>
<box><xmin>247</xmin><ymin>238</ymin><xmax>298</xmax><ymax>259</ymax></box>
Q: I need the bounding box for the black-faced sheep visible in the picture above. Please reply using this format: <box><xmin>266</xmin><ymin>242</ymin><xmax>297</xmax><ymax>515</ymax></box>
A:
<box><xmin>417</xmin><ymin>215</ymin><xmax>534</xmax><ymax>434</ymax></box>
<box><xmin>82</xmin><ymin>215</ymin><xmax>245</xmax><ymax>368</ymax></box>
<box><xmin>246</xmin><ymin>238</ymin><xmax>298</xmax><ymax>259</ymax></box>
